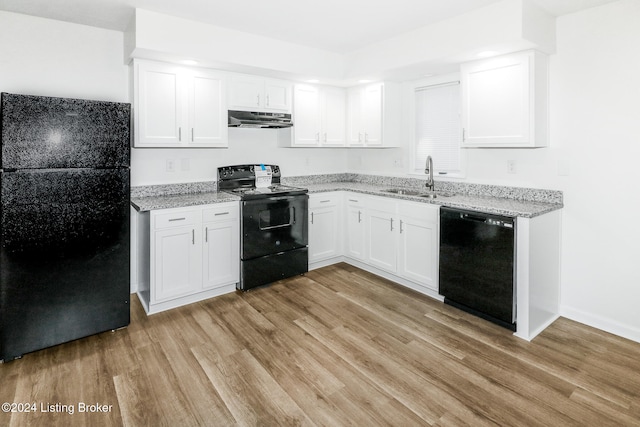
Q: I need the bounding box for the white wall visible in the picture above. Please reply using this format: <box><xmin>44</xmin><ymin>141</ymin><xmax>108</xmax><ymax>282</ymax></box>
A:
<box><xmin>0</xmin><ymin>11</ymin><xmax>127</xmax><ymax>102</ymax></box>
<box><xmin>131</xmin><ymin>129</ymin><xmax>348</xmax><ymax>185</ymax></box>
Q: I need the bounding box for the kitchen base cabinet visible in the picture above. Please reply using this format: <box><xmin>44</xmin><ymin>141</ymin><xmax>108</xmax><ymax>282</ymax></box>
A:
<box><xmin>344</xmin><ymin>194</ymin><xmax>366</xmax><ymax>261</ymax></box>
<box><xmin>397</xmin><ymin>201</ymin><xmax>439</xmax><ymax>292</ymax></box>
<box><xmin>309</xmin><ymin>193</ymin><xmax>441</xmax><ymax>299</ymax></box>
<box><xmin>136</xmin><ymin>202</ymin><xmax>239</xmax><ymax>315</ymax></box>
<box><xmin>308</xmin><ymin>193</ymin><xmax>341</xmax><ymax>263</ymax></box>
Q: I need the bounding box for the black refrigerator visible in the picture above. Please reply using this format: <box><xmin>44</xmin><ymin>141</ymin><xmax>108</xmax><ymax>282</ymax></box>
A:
<box><xmin>0</xmin><ymin>92</ymin><xmax>131</xmax><ymax>362</ymax></box>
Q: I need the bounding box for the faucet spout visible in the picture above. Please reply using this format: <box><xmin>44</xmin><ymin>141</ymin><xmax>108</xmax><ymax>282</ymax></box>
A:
<box><xmin>425</xmin><ymin>155</ymin><xmax>435</xmax><ymax>191</ymax></box>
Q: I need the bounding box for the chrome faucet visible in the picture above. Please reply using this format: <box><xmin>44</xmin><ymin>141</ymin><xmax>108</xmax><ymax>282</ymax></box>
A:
<box><xmin>424</xmin><ymin>155</ymin><xmax>434</xmax><ymax>191</ymax></box>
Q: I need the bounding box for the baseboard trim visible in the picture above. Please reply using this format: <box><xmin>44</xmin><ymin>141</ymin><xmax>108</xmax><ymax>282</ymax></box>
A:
<box><xmin>560</xmin><ymin>305</ymin><xmax>640</xmax><ymax>344</ymax></box>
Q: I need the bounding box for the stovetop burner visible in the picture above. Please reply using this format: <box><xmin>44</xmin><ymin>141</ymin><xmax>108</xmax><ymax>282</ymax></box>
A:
<box><xmin>217</xmin><ymin>165</ymin><xmax>308</xmax><ymax>200</ymax></box>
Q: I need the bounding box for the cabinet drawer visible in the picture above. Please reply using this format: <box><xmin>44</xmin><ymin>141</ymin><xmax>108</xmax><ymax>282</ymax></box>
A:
<box><xmin>310</xmin><ymin>193</ymin><xmax>339</xmax><ymax>208</ymax></box>
<box><xmin>398</xmin><ymin>201</ymin><xmax>439</xmax><ymax>223</ymax></box>
<box><xmin>202</xmin><ymin>203</ymin><xmax>239</xmax><ymax>222</ymax></box>
<box><xmin>154</xmin><ymin>209</ymin><xmax>200</xmax><ymax>229</ymax></box>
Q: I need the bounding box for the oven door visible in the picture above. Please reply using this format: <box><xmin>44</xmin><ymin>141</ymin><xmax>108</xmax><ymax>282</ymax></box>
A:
<box><xmin>241</xmin><ymin>195</ymin><xmax>308</xmax><ymax>260</ymax></box>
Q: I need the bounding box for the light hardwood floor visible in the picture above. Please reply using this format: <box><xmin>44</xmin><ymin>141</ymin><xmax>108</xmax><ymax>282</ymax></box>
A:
<box><xmin>1</xmin><ymin>262</ymin><xmax>639</xmax><ymax>426</ymax></box>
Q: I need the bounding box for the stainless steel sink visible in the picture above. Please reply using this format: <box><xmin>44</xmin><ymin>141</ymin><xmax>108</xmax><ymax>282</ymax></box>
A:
<box><xmin>381</xmin><ymin>188</ymin><xmax>454</xmax><ymax>198</ymax></box>
<box><xmin>382</xmin><ymin>188</ymin><xmax>424</xmax><ymax>196</ymax></box>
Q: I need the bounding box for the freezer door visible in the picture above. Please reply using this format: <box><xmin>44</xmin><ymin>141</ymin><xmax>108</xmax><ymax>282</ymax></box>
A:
<box><xmin>0</xmin><ymin>169</ymin><xmax>130</xmax><ymax>361</ymax></box>
<box><xmin>1</xmin><ymin>92</ymin><xmax>130</xmax><ymax>169</ymax></box>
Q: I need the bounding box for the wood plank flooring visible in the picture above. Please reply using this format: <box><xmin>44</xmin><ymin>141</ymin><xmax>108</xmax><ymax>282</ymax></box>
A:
<box><xmin>1</xmin><ymin>262</ymin><xmax>640</xmax><ymax>426</ymax></box>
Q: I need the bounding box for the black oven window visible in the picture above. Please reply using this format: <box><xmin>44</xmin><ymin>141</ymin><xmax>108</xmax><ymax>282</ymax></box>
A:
<box><xmin>259</xmin><ymin>207</ymin><xmax>294</xmax><ymax>230</ymax></box>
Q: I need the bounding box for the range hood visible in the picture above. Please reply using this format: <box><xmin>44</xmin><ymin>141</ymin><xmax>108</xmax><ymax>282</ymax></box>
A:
<box><xmin>228</xmin><ymin>110</ymin><xmax>293</xmax><ymax>128</ymax></box>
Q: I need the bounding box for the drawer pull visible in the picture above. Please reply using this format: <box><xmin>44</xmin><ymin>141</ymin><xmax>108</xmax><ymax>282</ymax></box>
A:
<box><xmin>168</xmin><ymin>217</ymin><xmax>186</xmax><ymax>222</ymax></box>
<box><xmin>348</xmin><ymin>199</ymin><xmax>358</xmax><ymax>202</ymax></box>
<box><xmin>214</xmin><ymin>212</ymin><xmax>230</xmax><ymax>216</ymax></box>
<box><xmin>205</xmin><ymin>227</ymin><xmax>208</xmax><ymax>242</ymax></box>
<box><xmin>319</xmin><ymin>200</ymin><xmax>331</xmax><ymax>203</ymax></box>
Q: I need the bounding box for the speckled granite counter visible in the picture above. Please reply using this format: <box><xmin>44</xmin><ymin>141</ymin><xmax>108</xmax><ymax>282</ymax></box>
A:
<box><xmin>131</xmin><ymin>191</ymin><xmax>239</xmax><ymax>212</ymax></box>
<box><xmin>131</xmin><ymin>174</ymin><xmax>563</xmax><ymax>218</ymax></box>
<box><xmin>302</xmin><ymin>182</ymin><xmax>560</xmax><ymax>218</ymax></box>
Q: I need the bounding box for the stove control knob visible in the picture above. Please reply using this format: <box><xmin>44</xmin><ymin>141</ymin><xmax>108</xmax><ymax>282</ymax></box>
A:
<box><xmin>229</xmin><ymin>170</ymin><xmax>234</xmax><ymax>176</ymax></box>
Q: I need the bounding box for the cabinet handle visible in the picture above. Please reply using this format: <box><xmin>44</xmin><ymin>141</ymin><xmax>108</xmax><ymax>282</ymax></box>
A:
<box><xmin>324</xmin><ymin>132</ymin><xmax>327</xmax><ymax>142</ymax></box>
<box><xmin>178</xmin><ymin>127</ymin><xmax>182</xmax><ymax>142</ymax></box>
<box><xmin>358</xmin><ymin>211</ymin><xmax>362</xmax><ymax>223</ymax></box>
<box><xmin>462</xmin><ymin>128</ymin><xmax>466</xmax><ymax>142</ymax></box>
<box><xmin>257</xmin><ymin>94</ymin><xmax>260</xmax><ymax>106</ymax></box>
<box><xmin>348</xmin><ymin>199</ymin><xmax>358</xmax><ymax>203</ymax></box>
<box><xmin>390</xmin><ymin>218</ymin><xmax>394</xmax><ymax>231</ymax></box>
<box><xmin>191</xmin><ymin>128</ymin><xmax>194</xmax><ymax>142</ymax></box>
<box><xmin>400</xmin><ymin>219</ymin><xmax>404</xmax><ymax>234</ymax></box>
<box><xmin>311</xmin><ymin>212</ymin><xmax>314</xmax><ymax>224</ymax></box>
<box><xmin>266</xmin><ymin>94</ymin><xmax>270</xmax><ymax>106</ymax></box>
<box><xmin>168</xmin><ymin>217</ymin><xmax>186</xmax><ymax>222</ymax></box>
<box><xmin>192</xmin><ymin>229</ymin><xmax>195</xmax><ymax>245</ymax></box>
<box><xmin>214</xmin><ymin>211</ymin><xmax>230</xmax><ymax>216</ymax></box>
<box><xmin>205</xmin><ymin>227</ymin><xmax>208</xmax><ymax>243</ymax></box>
<box><xmin>319</xmin><ymin>200</ymin><xmax>330</xmax><ymax>203</ymax></box>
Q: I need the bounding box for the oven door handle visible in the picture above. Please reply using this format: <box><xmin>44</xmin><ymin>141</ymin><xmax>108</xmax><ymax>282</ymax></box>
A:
<box><xmin>267</xmin><ymin>196</ymin><xmax>297</xmax><ymax>202</ymax></box>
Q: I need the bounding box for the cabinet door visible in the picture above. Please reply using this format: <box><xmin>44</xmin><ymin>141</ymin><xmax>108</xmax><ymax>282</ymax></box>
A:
<box><xmin>265</xmin><ymin>79</ymin><xmax>291</xmax><ymax>112</ymax></box>
<box><xmin>309</xmin><ymin>196</ymin><xmax>340</xmax><ymax>263</ymax></box>
<box><xmin>153</xmin><ymin>227</ymin><xmax>201</xmax><ymax>301</ymax></box>
<box><xmin>398</xmin><ymin>216</ymin><xmax>438</xmax><ymax>290</ymax></box>
<box><xmin>188</xmin><ymin>71</ymin><xmax>227</xmax><ymax>147</ymax></box>
<box><xmin>136</xmin><ymin>61</ymin><xmax>184</xmax><ymax>147</ymax></box>
<box><xmin>322</xmin><ymin>87</ymin><xmax>347</xmax><ymax>146</ymax></box>
<box><xmin>362</xmin><ymin>83</ymin><xmax>383</xmax><ymax>146</ymax></box>
<box><xmin>203</xmin><ymin>219</ymin><xmax>239</xmax><ymax>289</ymax></box>
<box><xmin>229</xmin><ymin>75</ymin><xmax>263</xmax><ymax>110</ymax></box>
<box><xmin>345</xmin><ymin>196</ymin><xmax>366</xmax><ymax>261</ymax></box>
<box><xmin>461</xmin><ymin>52</ymin><xmax>532</xmax><ymax>146</ymax></box>
<box><xmin>366</xmin><ymin>208</ymin><xmax>397</xmax><ymax>273</ymax></box>
<box><xmin>293</xmin><ymin>85</ymin><xmax>322</xmax><ymax>146</ymax></box>
<box><xmin>347</xmin><ymin>87</ymin><xmax>364</xmax><ymax>146</ymax></box>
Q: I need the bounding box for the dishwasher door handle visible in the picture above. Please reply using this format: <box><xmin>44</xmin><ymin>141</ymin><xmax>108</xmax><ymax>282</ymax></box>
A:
<box><xmin>462</xmin><ymin>213</ymin><xmax>487</xmax><ymax>223</ymax></box>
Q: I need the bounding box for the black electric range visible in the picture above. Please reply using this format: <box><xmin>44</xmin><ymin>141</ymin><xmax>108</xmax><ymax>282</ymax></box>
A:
<box><xmin>217</xmin><ymin>164</ymin><xmax>309</xmax><ymax>291</ymax></box>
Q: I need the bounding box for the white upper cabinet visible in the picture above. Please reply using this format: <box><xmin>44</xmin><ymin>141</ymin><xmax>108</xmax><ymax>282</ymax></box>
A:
<box><xmin>134</xmin><ymin>59</ymin><xmax>227</xmax><ymax>148</ymax></box>
<box><xmin>289</xmin><ymin>84</ymin><xmax>346</xmax><ymax>147</ymax></box>
<box><xmin>228</xmin><ymin>74</ymin><xmax>292</xmax><ymax>112</ymax></box>
<box><xmin>461</xmin><ymin>50</ymin><xmax>548</xmax><ymax>148</ymax></box>
<box><xmin>347</xmin><ymin>82</ymin><xmax>400</xmax><ymax>147</ymax></box>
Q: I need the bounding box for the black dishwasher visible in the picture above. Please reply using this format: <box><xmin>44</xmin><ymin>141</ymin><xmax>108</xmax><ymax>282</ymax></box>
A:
<box><xmin>439</xmin><ymin>207</ymin><xmax>516</xmax><ymax>331</ymax></box>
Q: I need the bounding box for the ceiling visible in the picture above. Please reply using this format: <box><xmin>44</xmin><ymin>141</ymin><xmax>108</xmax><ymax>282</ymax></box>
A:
<box><xmin>0</xmin><ymin>0</ymin><xmax>620</xmax><ymax>53</ymax></box>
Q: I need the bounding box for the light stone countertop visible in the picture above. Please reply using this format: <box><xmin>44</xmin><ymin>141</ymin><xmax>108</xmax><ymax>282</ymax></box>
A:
<box><xmin>131</xmin><ymin>191</ymin><xmax>239</xmax><ymax>212</ymax></box>
<box><xmin>303</xmin><ymin>182</ymin><xmax>562</xmax><ymax>218</ymax></box>
<box><xmin>131</xmin><ymin>181</ymin><xmax>562</xmax><ymax>218</ymax></box>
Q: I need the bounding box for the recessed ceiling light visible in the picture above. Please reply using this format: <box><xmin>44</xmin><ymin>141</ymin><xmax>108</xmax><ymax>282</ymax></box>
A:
<box><xmin>477</xmin><ymin>51</ymin><xmax>498</xmax><ymax>58</ymax></box>
<box><xmin>305</xmin><ymin>79</ymin><xmax>320</xmax><ymax>83</ymax></box>
<box><xmin>182</xmin><ymin>59</ymin><xmax>199</xmax><ymax>66</ymax></box>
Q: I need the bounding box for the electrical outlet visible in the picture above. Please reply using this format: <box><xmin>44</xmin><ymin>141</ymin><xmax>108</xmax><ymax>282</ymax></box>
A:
<box><xmin>166</xmin><ymin>159</ymin><xmax>176</xmax><ymax>172</ymax></box>
<box><xmin>507</xmin><ymin>160</ymin><xmax>516</xmax><ymax>174</ymax></box>
<box><xmin>394</xmin><ymin>158</ymin><xmax>403</xmax><ymax>168</ymax></box>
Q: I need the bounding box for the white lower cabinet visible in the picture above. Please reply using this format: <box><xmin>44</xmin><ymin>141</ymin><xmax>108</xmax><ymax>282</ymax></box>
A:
<box><xmin>137</xmin><ymin>202</ymin><xmax>239</xmax><ymax>314</ymax></box>
<box><xmin>315</xmin><ymin>193</ymin><xmax>440</xmax><ymax>295</ymax></box>
<box><xmin>397</xmin><ymin>201</ymin><xmax>439</xmax><ymax>291</ymax></box>
<box><xmin>202</xmin><ymin>205</ymin><xmax>240</xmax><ymax>290</ymax></box>
<box><xmin>344</xmin><ymin>194</ymin><xmax>366</xmax><ymax>261</ymax></box>
<box><xmin>366</xmin><ymin>198</ymin><xmax>398</xmax><ymax>272</ymax></box>
<box><xmin>154</xmin><ymin>225</ymin><xmax>202</xmax><ymax>301</ymax></box>
<box><xmin>308</xmin><ymin>193</ymin><xmax>341</xmax><ymax>263</ymax></box>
